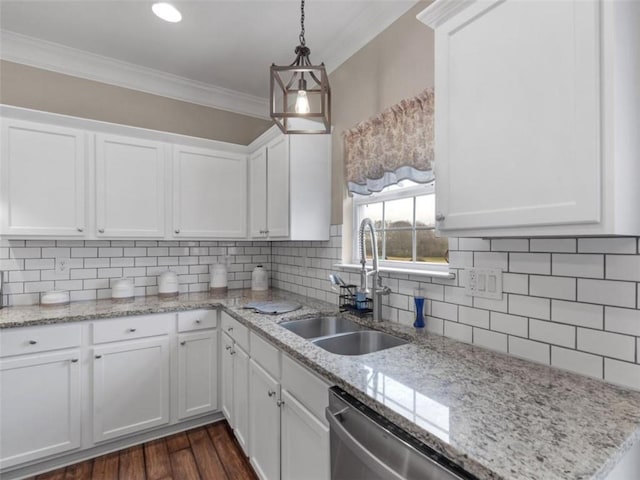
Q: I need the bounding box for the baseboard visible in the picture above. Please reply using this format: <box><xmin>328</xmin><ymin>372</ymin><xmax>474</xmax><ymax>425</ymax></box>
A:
<box><xmin>1</xmin><ymin>411</ymin><xmax>225</xmax><ymax>480</ymax></box>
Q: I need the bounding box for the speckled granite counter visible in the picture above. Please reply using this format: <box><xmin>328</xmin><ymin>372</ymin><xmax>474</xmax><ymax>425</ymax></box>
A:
<box><xmin>1</xmin><ymin>290</ymin><xmax>640</xmax><ymax>480</ymax></box>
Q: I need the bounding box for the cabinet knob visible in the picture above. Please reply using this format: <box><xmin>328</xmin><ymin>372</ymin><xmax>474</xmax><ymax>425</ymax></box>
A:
<box><xmin>230</xmin><ymin>350</ymin><xmax>236</xmax><ymax>355</ymax></box>
<box><xmin>95</xmin><ymin>355</ymin><xmax>102</xmax><ymax>359</ymax></box>
<box><xmin>71</xmin><ymin>358</ymin><xmax>79</xmax><ymax>363</ymax></box>
<box><xmin>225</xmin><ymin>345</ymin><xmax>232</xmax><ymax>351</ymax></box>
<box><xmin>277</xmin><ymin>399</ymin><xmax>285</xmax><ymax>408</ymax></box>
<box><xmin>98</xmin><ymin>228</ymin><xmax>105</xmax><ymax>234</ymax></box>
<box><xmin>77</xmin><ymin>227</ymin><xmax>84</xmax><ymax>232</ymax></box>
<box><xmin>435</xmin><ymin>213</ymin><xmax>445</xmax><ymax>222</ymax></box>
<box><xmin>227</xmin><ymin>327</ymin><xmax>233</xmax><ymax>332</ymax></box>
<box><xmin>175</xmin><ymin>229</ymin><xmax>180</xmax><ymax>234</ymax></box>
<box><xmin>28</xmin><ymin>340</ymin><xmax>37</xmax><ymax>345</ymax></box>
<box><xmin>180</xmin><ymin>341</ymin><xmax>186</xmax><ymax>346</ymax></box>
<box><xmin>268</xmin><ymin>390</ymin><xmax>276</xmax><ymax>397</ymax></box>
<box><xmin>195</xmin><ymin>320</ymin><xmax>201</xmax><ymax>324</ymax></box>
<box><xmin>128</xmin><ymin>328</ymin><xmax>137</xmax><ymax>333</ymax></box>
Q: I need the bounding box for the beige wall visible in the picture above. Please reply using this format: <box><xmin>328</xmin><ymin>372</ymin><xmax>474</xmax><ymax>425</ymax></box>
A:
<box><xmin>328</xmin><ymin>0</ymin><xmax>435</xmax><ymax>225</ymax></box>
<box><xmin>0</xmin><ymin>60</ymin><xmax>272</xmax><ymax>145</ymax></box>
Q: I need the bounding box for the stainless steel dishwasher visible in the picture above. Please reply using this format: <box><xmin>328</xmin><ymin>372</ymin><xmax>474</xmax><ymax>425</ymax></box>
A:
<box><xmin>326</xmin><ymin>387</ymin><xmax>477</xmax><ymax>480</ymax></box>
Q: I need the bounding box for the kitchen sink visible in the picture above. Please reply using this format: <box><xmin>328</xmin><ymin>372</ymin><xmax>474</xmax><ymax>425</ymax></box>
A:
<box><xmin>279</xmin><ymin>316</ymin><xmax>365</xmax><ymax>340</ymax></box>
<box><xmin>312</xmin><ymin>331</ymin><xmax>408</xmax><ymax>356</ymax></box>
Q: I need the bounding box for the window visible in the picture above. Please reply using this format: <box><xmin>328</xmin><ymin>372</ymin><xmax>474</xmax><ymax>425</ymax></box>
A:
<box><xmin>353</xmin><ymin>180</ymin><xmax>448</xmax><ymax>271</ymax></box>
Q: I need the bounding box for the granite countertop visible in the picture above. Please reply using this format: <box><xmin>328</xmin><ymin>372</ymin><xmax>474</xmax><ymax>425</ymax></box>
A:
<box><xmin>1</xmin><ymin>290</ymin><xmax>640</xmax><ymax>480</ymax></box>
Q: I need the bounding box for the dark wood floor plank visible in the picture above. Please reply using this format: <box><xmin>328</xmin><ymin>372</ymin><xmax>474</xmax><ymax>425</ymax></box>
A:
<box><xmin>165</xmin><ymin>431</ymin><xmax>190</xmax><ymax>453</ymax></box>
<box><xmin>207</xmin><ymin>423</ymin><xmax>257</xmax><ymax>480</ymax></box>
<box><xmin>64</xmin><ymin>459</ymin><xmax>92</xmax><ymax>480</ymax></box>
<box><xmin>187</xmin><ymin>428</ymin><xmax>227</xmax><ymax>480</ymax></box>
<box><xmin>36</xmin><ymin>468</ymin><xmax>66</xmax><ymax>480</ymax></box>
<box><xmin>170</xmin><ymin>448</ymin><xmax>201</xmax><ymax>480</ymax></box>
<box><xmin>119</xmin><ymin>444</ymin><xmax>146</xmax><ymax>480</ymax></box>
<box><xmin>144</xmin><ymin>438</ymin><xmax>173</xmax><ymax>480</ymax></box>
<box><xmin>91</xmin><ymin>451</ymin><xmax>119</xmax><ymax>480</ymax></box>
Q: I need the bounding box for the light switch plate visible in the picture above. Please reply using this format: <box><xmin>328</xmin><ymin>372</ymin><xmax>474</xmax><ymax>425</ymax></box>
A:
<box><xmin>465</xmin><ymin>268</ymin><xmax>503</xmax><ymax>299</ymax></box>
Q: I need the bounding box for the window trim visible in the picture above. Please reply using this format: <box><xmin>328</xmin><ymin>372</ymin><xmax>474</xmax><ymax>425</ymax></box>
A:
<box><xmin>352</xmin><ymin>181</ymin><xmax>449</xmax><ymax>273</ymax></box>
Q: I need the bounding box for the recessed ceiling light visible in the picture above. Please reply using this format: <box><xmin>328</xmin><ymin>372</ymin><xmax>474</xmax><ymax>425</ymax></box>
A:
<box><xmin>152</xmin><ymin>3</ymin><xmax>182</xmax><ymax>23</ymax></box>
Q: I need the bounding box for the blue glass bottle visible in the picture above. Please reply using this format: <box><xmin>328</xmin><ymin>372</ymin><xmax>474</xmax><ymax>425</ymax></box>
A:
<box><xmin>413</xmin><ymin>287</ymin><xmax>425</xmax><ymax>328</ymax></box>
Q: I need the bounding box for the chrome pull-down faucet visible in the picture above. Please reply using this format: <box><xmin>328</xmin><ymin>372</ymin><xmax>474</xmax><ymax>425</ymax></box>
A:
<box><xmin>358</xmin><ymin>218</ymin><xmax>390</xmax><ymax>321</ymax></box>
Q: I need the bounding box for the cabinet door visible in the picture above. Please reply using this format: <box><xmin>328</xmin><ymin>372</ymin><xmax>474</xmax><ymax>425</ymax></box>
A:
<box><xmin>249</xmin><ymin>359</ymin><xmax>280</xmax><ymax>480</ymax></box>
<box><xmin>177</xmin><ymin>330</ymin><xmax>218</xmax><ymax>420</ymax></box>
<box><xmin>249</xmin><ymin>147</ymin><xmax>268</xmax><ymax>237</ymax></box>
<box><xmin>0</xmin><ymin>119</ymin><xmax>85</xmax><ymax>236</ymax></box>
<box><xmin>95</xmin><ymin>134</ymin><xmax>165</xmax><ymax>237</ymax></box>
<box><xmin>433</xmin><ymin>0</ymin><xmax>601</xmax><ymax>234</ymax></box>
<box><xmin>173</xmin><ymin>145</ymin><xmax>247</xmax><ymax>238</ymax></box>
<box><xmin>221</xmin><ymin>332</ymin><xmax>234</xmax><ymax>423</ymax></box>
<box><xmin>93</xmin><ymin>338</ymin><xmax>170</xmax><ymax>443</ymax></box>
<box><xmin>0</xmin><ymin>351</ymin><xmax>81</xmax><ymax>469</ymax></box>
<box><xmin>266</xmin><ymin>136</ymin><xmax>289</xmax><ymax>238</ymax></box>
<box><xmin>281</xmin><ymin>389</ymin><xmax>329</xmax><ymax>480</ymax></box>
<box><xmin>233</xmin><ymin>346</ymin><xmax>250</xmax><ymax>456</ymax></box>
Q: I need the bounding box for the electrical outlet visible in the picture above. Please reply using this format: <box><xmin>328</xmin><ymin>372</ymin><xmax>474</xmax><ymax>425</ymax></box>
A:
<box><xmin>56</xmin><ymin>258</ymin><xmax>70</xmax><ymax>274</ymax></box>
<box><xmin>465</xmin><ymin>268</ymin><xmax>503</xmax><ymax>299</ymax></box>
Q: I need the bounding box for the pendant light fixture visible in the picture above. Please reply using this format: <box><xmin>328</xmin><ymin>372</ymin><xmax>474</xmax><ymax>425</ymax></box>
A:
<box><xmin>270</xmin><ymin>0</ymin><xmax>331</xmax><ymax>134</ymax></box>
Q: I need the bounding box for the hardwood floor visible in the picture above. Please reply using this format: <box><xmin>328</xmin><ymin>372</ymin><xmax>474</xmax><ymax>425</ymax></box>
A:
<box><xmin>29</xmin><ymin>422</ymin><xmax>258</xmax><ymax>480</ymax></box>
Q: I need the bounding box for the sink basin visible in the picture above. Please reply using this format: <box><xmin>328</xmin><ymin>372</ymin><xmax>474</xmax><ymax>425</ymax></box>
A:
<box><xmin>312</xmin><ymin>331</ymin><xmax>408</xmax><ymax>356</ymax></box>
<box><xmin>279</xmin><ymin>316</ymin><xmax>365</xmax><ymax>340</ymax></box>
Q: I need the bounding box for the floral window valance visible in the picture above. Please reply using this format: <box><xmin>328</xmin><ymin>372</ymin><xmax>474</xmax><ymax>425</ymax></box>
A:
<box><xmin>344</xmin><ymin>88</ymin><xmax>435</xmax><ymax>196</ymax></box>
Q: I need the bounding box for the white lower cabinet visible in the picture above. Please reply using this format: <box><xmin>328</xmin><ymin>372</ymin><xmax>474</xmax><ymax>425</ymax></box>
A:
<box><xmin>92</xmin><ymin>337</ymin><xmax>171</xmax><ymax>443</ymax></box>
<box><xmin>221</xmin><ymin>332</ymin><xmax>235</xmax><ymax>423</ymax></box>
<box><xmin>233</xmin><ymin>346</ymin><xmax>251</xmax><ymax>455</ymax></box>
<box><xmin>280</xmin><ymin>389</ymin><xmax>330</xmax><ymax>480</ymax></box>
<box><xmin>0</xmin><ymin>350</ymin><xmax>81</xmax><ymax>469</ymax></box>
<box><xmin>249</xmin><ymin>359</ymin><xmax>281</xmax><ymax>480</ymax></box>
<box><xmin>177</xmin><ymin>330</ymin><xmax>218</xmax><ymax>420</ymax></box>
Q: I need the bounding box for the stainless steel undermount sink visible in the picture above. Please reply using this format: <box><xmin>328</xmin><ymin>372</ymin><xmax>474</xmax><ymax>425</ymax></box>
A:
<box><xmin>311</xmin><ymin>330</ymin><xmax>408</xmax><ymax>356</ymax></box>
<box><xmin>279</xmin><ymin>316</ymin><xmax>365</xmax><ymax>340</ymax></box>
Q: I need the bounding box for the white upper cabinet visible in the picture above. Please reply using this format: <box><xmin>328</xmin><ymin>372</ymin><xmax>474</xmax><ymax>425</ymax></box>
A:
<box><xmin>419</xmin><ymin>0</ymin><xmax>640</xmax><ymax>237</ymax></box>
<box><xmin>172</xmin><ymin>145</ymin><xmax>247</xmax><ymax>238</ymax></box>
<box><xmin>248</xmin><ymin>126</ymin><xmax>331</xmax><ymax>241</ymax></box>
<box><xmin>1</xmin><ymin>119</ymin><xmax>86</xmax><ymax>236</ymax></box>
<box><xmin>95</xmin><ymin>134</ymin><xmax>166</xmax><ymax>238</ymax></box>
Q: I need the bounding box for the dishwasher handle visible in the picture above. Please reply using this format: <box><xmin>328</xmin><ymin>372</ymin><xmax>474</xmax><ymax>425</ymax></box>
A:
<box><xmin>326</xmin><ymin>406</ymin><xmax>405</xmax><ymax>480</ymax></box>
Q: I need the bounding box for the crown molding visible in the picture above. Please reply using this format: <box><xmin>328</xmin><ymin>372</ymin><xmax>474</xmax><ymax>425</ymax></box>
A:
<box><xmin>416</xmin><ymin>0</ymin><xmax>475</xmax><ymax>28</ymax></box>
<box><xmin>319</xmin><ymin>1</ymin><xmax>421</xmax><ymax>74</ymax></box>
<box><xmin>0</xmin><ymin>30</ymin><xmax>271</xmax><ymax>120</ymax></box>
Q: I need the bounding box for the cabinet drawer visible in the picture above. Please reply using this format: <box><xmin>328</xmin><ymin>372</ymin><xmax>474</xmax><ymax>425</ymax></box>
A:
<box><xmin>178</xmin><ymin>310</ymin><xmax>217</xmax><ymax>332</ymax></box>
<box><xmin>250</xmin><ymin>332</ymin><xmax>280</xmax><ymax>379</ymax></box>
<box><xmin>0</xmin><ymin>324</ymin><xmax>82</xmax><ymax>357</ymax></box>
<box><xmin>221</xmin><ymin>312</ymin><xmax>248</xmax><ymax>351</ymax></box>
<box><xmin>282</xmin><ymin>354</ymin><xmax>330</xmax><ymax>423</ymax></box>
<box><xmin>92</xmin><ymin>314</ymin><xmax>171</xmax><ymax>344</ymax></box>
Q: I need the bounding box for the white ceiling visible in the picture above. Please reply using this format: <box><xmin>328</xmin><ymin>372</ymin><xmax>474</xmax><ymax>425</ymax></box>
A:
<box><xmin>0</xmin><ymin>0</ymin><xmax>419</xmax><ymax>118</ymax></box>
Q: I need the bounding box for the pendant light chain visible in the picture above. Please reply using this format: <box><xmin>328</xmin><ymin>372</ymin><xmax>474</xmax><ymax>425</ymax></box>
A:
<box><xmin>299</xmin><ymin>0</ymin><xmax>306</xmax><ymax>46</ymax></box>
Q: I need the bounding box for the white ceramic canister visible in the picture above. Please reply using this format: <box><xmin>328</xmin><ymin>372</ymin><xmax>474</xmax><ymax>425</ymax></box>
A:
<box><xmin>158</xmin><ymin>270</ymin><xmax>179</xmax><ymax>297</ymax></box>
<box><xmin>111</xmin><ymin>278</ymin><xmax>135</xmax><ymax>300</ymax></box>
<box><xmin>251</xmin><ymin>265</ymin><xmax>268</xmax><ymax>291</ymax></box>
<box><xmin>210</xmin><ymin>263</ymin><xmax>228</xmax><ymax>292</ymax></box>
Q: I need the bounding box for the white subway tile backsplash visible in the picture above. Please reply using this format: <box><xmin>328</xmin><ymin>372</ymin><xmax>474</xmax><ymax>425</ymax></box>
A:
<box><xmin>508</xmin><ymin>294</ymin><xmax>550</xmax><ymax>320</ymax></box>
<box><xmin>473</xmin><ymin>295</ymin><xmax>508</xmax><ymax>313</ymax></box>
<box><xmin>604</xmin><ymin>359</ymin><xmax>640</xmax><ymax>390</ymax></box>
<box><xmin>502</xmin><ymin>273</ymin><xmax>528</xmax><ymax>295</ymax></box>
<box><xmin>551</xmin><ymin>347</ymin><xmax>602</xmax><ymax>379</ymax></box>
<box><xmin>474</xmin><ymin>252</ymin><xmax>508</xmax><ymax>270</ymax></box>
<box><xmin>444</xmin><ymin>285</ymin><xmax>473</xmax><ymax>306</ymax></box>
<box><xmin>529</xmin><ymin>275</ymin><xmax>576</xmax><ymax>301</ymax></box>
<box><xmin>509</xmin><ymin>253</ymin><xmax>551</xmax><ymax>275</ymax></box>
<box><xmin>606</xmin><ymin>255</ymin><xmax>640</xmax><ymax>282</ymax></box>
<box><xmin>578</xmin><ymin>238</ymin><xmax>637</xmax><ymax>254</ymax></box>
<box><xmin>604</xmin><ymin>307</ymin><xmax>640</xmax><ymax>336</ymax></box>
<box><xmin>577</xmin><ymin>329</ymin><xmax>635</xmax><ymax>362</ymax></box>
<box><xmin>529</xmin><ymin>319</ymin><xmax>575</xmax><ymax>348</ymax></box>
<box><xmin>552</xmin><ymin>254</ymin><xmax>604</xmax><ymax>278</ymax></box>
<box><xmin>431</xmin><ymin>301</ymin><xmax>458</xmax><ymax>321</ymax></box>
<box><xmin>459</xmin><ymin>238</ymin><xmax>491</xmax><ymax>251</ymax></box>
<box><xmin>459</xmin><ymin>306</ymin><xmax>490</xmax><ymax>329</ymax></box>
<box><xmin>473</xmin><ymin>328</ymin><xmax>508</xmax><ymax>352</ymax></box>
<box><xmin>577</xmin><ymin>279</ymin><xmax>636</xmax><ymax>308</ymax></box>
<box><xmin>491</xmin><ymin>239</ymin><xmax>529</xmax><ymax>252</ymax></box>
<box><xmin>71</xmin><ymin>247</ymin><xmax>98</xmax><ymax>258</ymax></box>
<box><xmin>551</xmin><ymin>300</ymin><xmax>603</xmax><ymax>329</ymax></box>
<box><xmin>490</xmin><ymin>312</ymin><xmax>528</xmax><ymax>337</ymax></box>
<box><xmin>530</xmin><ymin>238</ymin><xmax>576</xmax><ymax>253</ymax></box>
<box><xmin>508</xmin><ymin>337</ymin><xmax>550</xmax><ymax>364</ymax></box>
<box><xmin>444</xmin><ymin>321</ymin><xmax>473</xmax><ymax>343</ymax></box>
<box><xmin>98</xmin><ymin>247</ymin><xmax>123</xmax><ymax>257</ymax></box>
<box><xmin>10</xmin><ymin>248</ymin><xmax>41</xmax><ymax>259</ymax></box>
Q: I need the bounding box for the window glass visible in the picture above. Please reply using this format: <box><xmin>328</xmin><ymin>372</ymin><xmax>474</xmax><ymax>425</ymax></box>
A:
<box><xmin>359</xmin><ymin>202</ymin><xmax>383</xmax><ymax>230</ymax></box>
<box><xmin>385</xmin><ymin>230</ymin><xmax>413</xmax><ymax>261</ymax></box>
<box><xmin>416</xmin><ymin>229</ymin><xmax>448</xmax><ymax>263</ymax></box>
<box><xmin>384</xmin><ymin>197</ymin><xmax>413</xmax><ymax>228</ymax></box>
<box><xmin>415</xmin><ymin>195</ymin><xmax>436</xmax><ymax>228</ymax></box>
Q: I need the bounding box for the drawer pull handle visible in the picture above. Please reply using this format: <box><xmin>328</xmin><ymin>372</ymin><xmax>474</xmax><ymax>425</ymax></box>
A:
<box><xmin>277</xmin><ymin>399</ymin><xmax>285</xmax><ymax>408</ymax></box>
<box><xmin>230</xmin><ymin>350</ymin><xmax>236</xmax><ymax>355</ymax></box>
<box><xmin>180</xmin><ymin>341</ymin><xmax>186</xmax><ymax>346</ymax></box>
<box><xmin>98</xmin><ymin>228</ymin><xmax>105</xmax><ymax>234</ymax></box>
<box><xmin>227</xmin><ymin>327</ymin><xmax>233</xmax><ymax>332</ymax></box>
<box><xmin>195</xmin><ymin>320</ymin><xmax>201</xmax><ymax>324</ymax></box>
<box><xmin>128</xmin><ymin>328</ymin><xmax>137</xmax><ymax>333</ymax></box>
<box><xmin>71</xmin><ymin>358</ymin><xmax>79</xmax><ymax>363</ymax></box>
<box><xmin>225</xmin><ymin>345</ymin><xmax>232</xmax><ymax>351</ymax></box>
<box><xmin>28</xmin><ymin>340</ymin><xmax>37</xmax><ymax>345</ymax></box>
<box><xmin>77</xmin><ymin>227</ymin><xmax>84</xmax><ymax>232</ymax></box>
<box><xmin>175</xmin><ymin>229</ymin><xmax>180</xmax><ymax>234</ymax></box>
<box><xmin>95</xmin><ymin>355</ymin><xmax>102</xmax><ymax>359</ymax></box>
<box><xmin>268</xmin><ymin>390</ymin><xmax>276</xmax><ymax>397</ymax></box>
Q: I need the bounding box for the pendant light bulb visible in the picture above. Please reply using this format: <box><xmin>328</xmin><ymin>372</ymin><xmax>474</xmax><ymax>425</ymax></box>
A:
<box><xmin>295</xmin><ymin>90</ymin><xmax>310</xmax><ymax>114</ymax></box>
